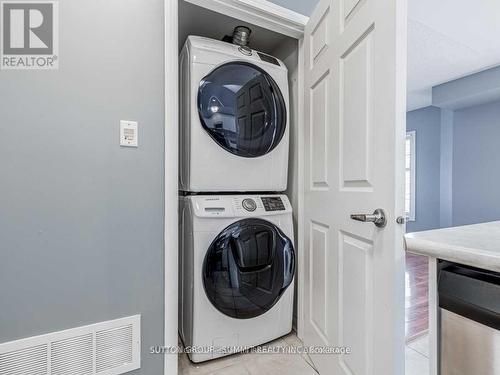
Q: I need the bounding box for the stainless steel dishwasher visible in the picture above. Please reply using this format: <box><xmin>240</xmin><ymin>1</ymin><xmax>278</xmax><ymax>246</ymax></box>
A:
<box><xmin>438</xmin><ymin>262</ymin><xmax>500</xmax><ymax>375</ymax></box>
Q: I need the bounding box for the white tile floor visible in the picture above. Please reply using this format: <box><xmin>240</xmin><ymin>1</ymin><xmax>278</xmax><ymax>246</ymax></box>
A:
<box><xmin>405</xmin><ymin>334</ymin><xmax>430</xmax><ymax>375</ymax></box>
<box><xmin>179</xmin><ymin>333</ymin><xmax>318</xmax><ymax>375</ymax></box>
<box><xmin>179</xmin><ymin>332</ymin><xmax>430</xmax><ymax>375</ymax></box>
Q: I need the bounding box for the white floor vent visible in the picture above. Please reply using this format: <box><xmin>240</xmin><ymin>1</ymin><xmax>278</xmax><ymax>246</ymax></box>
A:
<box><xmin>0</xmin><ymin>315</ymin><xmax>140</xmax><ymax>375</ymax></box>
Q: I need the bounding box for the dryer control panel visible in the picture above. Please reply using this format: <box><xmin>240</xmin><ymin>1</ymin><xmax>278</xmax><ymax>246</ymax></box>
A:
<box><xmin>186</xmin><ymin>36</ymin><xmax>285</xmax><ymax>70</ymax></box>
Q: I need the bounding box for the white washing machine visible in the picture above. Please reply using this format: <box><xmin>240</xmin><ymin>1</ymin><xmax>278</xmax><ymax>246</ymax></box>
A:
<box><xmin>179</xmin><ymin>194</ymin><xmax>295</xmax><ymax>363</ymax></box>
<box><xmin>179</xmin><ymin>36</ymin><xmax>290</xmax><ymax>193</ymax></box>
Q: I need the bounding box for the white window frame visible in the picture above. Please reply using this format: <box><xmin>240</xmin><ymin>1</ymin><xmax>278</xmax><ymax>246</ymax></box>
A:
<box><xmin>405</xmin><ymin>131</ymin><xmax>416</xmax><ymax>221</ymax></box>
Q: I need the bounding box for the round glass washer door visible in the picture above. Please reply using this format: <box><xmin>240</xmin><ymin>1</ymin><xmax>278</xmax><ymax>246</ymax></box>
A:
<box><xmin>198</xmin><ymin>62</ymin><xmax>287</xmax><ymax>158</ymax></box>
<box><xmin>203</xmin><ymin>218</ymin><xmax>295</xmax><ymax>319</ymax></box>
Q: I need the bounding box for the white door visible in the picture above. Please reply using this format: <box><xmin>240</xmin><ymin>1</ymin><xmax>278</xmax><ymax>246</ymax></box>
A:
<box><xmin>302</xmin><ymin>0</ymin><xmax>407</xmax><ymax>373</ymax></box>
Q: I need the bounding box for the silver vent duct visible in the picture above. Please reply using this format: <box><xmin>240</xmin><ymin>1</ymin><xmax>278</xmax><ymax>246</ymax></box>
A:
<box><xmin>232</xmin><ymin>26</ymin><xmax>251</xmax><ymax>47</ymax></box>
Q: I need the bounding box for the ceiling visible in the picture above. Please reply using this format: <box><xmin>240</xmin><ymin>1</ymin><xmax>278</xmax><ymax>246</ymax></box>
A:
<box><xmin>178</xmin><ymin>1</ymin><xmax>291</xmax><ymax>54</ymax></box>
<box><xmin>407</xmin><ymin>0</ymin><xmax>500</xmax><ymax>111</ymax></box>
<box><xmin>180</xmin><ymin>0</ymin><xmax>500</xmax><ymax>111</ymax></box>
<box><xmin>266</xmin><ymin>0</ymin><xmax>318</xmax><ymax>16</ymax></box>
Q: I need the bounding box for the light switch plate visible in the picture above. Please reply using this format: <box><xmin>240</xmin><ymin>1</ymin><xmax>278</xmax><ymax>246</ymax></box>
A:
<box><xmin>120</xmin><ymin>120</ymin><xmax>138</xmax><ymax>147</ymax></box>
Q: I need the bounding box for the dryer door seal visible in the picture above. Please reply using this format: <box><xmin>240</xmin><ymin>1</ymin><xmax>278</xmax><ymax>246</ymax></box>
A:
<box><xmin>202</xmin><ymin>218</ymin><xmax>295</xmax><ymax>319</ymax></box>
<box><xmin>198</xmin><ymin>62</ymin><xmax>287</xmax><ymax>158</ymax></box>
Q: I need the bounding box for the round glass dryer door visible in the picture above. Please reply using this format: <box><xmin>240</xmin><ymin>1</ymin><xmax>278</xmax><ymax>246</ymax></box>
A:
<box><xmin>198</xmin><ymin>62</ymin><xmax>287</xmax><ymax>158</ymax></box>
<box><xmin>203</xmin><ymin>218</ymin><xmax>295</xmax><ymax>319</ymax></box>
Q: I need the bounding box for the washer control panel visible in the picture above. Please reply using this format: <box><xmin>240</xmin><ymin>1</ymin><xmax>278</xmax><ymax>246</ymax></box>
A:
<box><xmin>242</xmin><ymin>198</ymin><xmax>257</xmax><ymax>212</ymax></box>
<box><xmin>190</xmin><ymin>195</ymin><xmax>291</xmax><ymax>217</ymax></box>
<box><xmin>261</xmin><ymin>197</ymin><xmax>286</xmax><ymax>211</ymax></box>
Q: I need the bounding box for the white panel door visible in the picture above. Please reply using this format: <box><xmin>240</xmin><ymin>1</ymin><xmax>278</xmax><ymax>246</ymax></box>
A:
<box><xmin>302</xmin><ymin>0</ymin><xmax>407</xmax><ymax>373</ymax></box>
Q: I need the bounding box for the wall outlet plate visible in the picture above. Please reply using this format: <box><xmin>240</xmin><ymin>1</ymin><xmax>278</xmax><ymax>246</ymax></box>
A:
<box><xmin>120</xmin><ymin>120</ymin><xmax>138</xmax><ymax>147</ymax></box>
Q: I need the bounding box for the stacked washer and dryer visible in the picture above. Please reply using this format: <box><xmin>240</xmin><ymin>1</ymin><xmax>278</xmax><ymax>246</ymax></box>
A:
<box><xmin>178</xmin><ymin>35</ymin><xmax>295</xmax><ymax>363</ymax></box>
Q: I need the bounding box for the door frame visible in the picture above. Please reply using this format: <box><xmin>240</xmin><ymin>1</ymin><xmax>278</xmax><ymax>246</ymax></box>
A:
<box><xmin>164</xmin><ymin>1</ymin><xmax>405</xmax><ymax>374</ymax></box>
<box><xmin>183</xmin><ymin>0</ymin><xmax>309</xmax><ymax>38</ymax></box>
<box><xmin>164</xmin><ymin>1</ymin><xmax>179</xmax><ymax>374</ymax></box>
<box><xmin>164</xmin><ymin>2</ymin><xmax>308</xmax><ymax>374</ymax></box>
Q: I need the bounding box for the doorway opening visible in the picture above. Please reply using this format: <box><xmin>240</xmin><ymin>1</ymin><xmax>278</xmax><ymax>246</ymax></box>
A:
<box><xmin>405</xmin><ymin>1</ymin><xmax>500</xmax><ymax>374</ymax></box>
<box><xmin>176</xmin><ymin>1</ymin><xmax>312</xmax><ymax>374</ymax></box>
<box><xmin>170</xmin><ymin>0</ymin><xmax>408</xmax><ymax>374</ymax></box>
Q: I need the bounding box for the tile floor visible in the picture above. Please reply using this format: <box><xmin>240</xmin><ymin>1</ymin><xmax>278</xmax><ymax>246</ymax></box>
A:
<box><xmin>180</xmin><ymin>332</ymin><xmax>430</xmax><ymax>375</ymax></box>
<box><xmin>405</xmin><ymin>334</ymin><xmax>430</xmax><ymax>375</ymax></box>
<box><xmin>405</xmin><ymin>252</ymin><xmax>429</xmax><ymax>341</ymax></box>
<box><xmin>179</xmin><ymin>332</ymin><xmax>318</xmax><ymax>375</ymax></box>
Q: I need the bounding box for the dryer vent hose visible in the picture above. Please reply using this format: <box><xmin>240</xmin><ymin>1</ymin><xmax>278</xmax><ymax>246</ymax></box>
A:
<box><xmin>232</xmin><ymin>26</ymin><xmax>252</xmax><ymax>47</ymax></box>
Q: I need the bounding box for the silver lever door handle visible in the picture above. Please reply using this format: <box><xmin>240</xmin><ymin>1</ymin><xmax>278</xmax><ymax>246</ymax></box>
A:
<box><xmin>350</xmin><ymin>209</ymin><xmax>387</xmax><ymax>228</ymax></box>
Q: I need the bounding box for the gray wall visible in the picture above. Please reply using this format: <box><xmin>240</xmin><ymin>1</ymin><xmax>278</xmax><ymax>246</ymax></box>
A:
<box><xmin>408</xmin><ymin>100</ymin><xmax>500</xmax><ymax>230</ymax></box>
<box><xmin>433</xmin><ymin>65</ymin><xmax>500</xmax><ymax>110</ymax></box>
<box><xmin>0</xmin><ymin>1</ymin><xmax>165</xmax><ymax>374</ymax></box>
<box><xmin>439</xmin><ymin>109</ymin><xmax>453</xmax><ymax>228</ymax></box>
<box><xmin>452</xmin><ymin>100</ymin><xmax>500</xmax><ymax>226</ymax></box>
<box><xmin>406</xmin><ymin>106</ymin><xmax>442</xmax><ymax>232</ymax></box>
<box><xmin>267</xmin><ymin>0</ymin><xmax>319</xmax><ymax>16</ymax></box>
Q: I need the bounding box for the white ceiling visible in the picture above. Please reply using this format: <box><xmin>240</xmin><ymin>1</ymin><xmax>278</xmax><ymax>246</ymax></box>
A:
<box><xmin>407</xmin><ymin>0</ymin><xmax>500</xmax><ymax>111</ymax></box>
<box><xmin>180</xmin><ymin>0</ymin><xmax>500</xmax><ymax>111</ymax></box>
<box><xmin>178</xmin><ymin>1</ymin><xmax>291</xmax><ymax>54</ymax></box>
<box><xmin>266</xmin><ymin>0</ymin><xmax>319</xmax><ymax>16</ymax></box>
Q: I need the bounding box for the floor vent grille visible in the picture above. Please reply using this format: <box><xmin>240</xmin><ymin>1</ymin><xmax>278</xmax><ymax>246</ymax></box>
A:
<box><xmin>0</xmin><ymin>316</ymin><xmax>140</xmax><ymax>375</ymax></box>
<box><xmin>51</xmin><ymin>334</ymin><xmax>93</xmax><ymax>375</ymax></box>
<box><xmin>96</xmin><ymin>325</ymin><xmax>133</xmax><ymax>373</ymax></box>
<box><xmin>0</xmin><ymin>344</ymin><xmax>48</xmax><ymax>375</ymax></box>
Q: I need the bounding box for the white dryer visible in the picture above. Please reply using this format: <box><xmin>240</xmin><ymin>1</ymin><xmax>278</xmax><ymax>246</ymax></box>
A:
<box><xmin>179</xmin><ymin>194</ymin><xmax>295</xmax><ymax>363</ymax></box>
<box><xmin>179</xmin><ymin>36</ymin><xmax>290</xmax><ymax>192</ymax></box>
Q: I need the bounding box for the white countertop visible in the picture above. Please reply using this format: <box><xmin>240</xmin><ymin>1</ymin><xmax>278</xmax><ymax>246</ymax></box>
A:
<box><xmin>404</xmin><ymin>221</ymin><xmax>500</xmax><ymax>272</ymax></box>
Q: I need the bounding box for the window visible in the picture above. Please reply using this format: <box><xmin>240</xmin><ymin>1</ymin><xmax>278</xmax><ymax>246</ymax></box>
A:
<box><xmin>405</xmin><ymin>131</ymin><xmax>416</xmax><ymax>221</ymax></box>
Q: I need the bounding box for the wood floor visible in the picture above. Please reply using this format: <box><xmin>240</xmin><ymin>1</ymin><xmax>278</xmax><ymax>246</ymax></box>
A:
<box><xmin>405</xmin><ymin>252</ymin><xmax>429</xmax><ymax>342</ymax></box>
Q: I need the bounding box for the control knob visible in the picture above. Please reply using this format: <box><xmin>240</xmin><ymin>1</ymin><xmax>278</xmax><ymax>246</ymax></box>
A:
<box><xmin>242</xmin><ymin>198</ymin><xmax>257</xmax><ymax>212</ymax></box>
